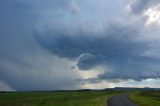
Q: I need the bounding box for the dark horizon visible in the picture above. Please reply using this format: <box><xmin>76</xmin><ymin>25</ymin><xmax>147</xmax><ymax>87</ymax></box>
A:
<box><xmin>1</xmin><ymin>87</ymin><xmax>160</xmax><ymax>92</ymax></box>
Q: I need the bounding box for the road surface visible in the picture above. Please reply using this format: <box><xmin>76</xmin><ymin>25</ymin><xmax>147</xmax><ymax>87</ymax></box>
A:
<box><xmin>108</xmin><ymin>93</ymin><xmax>137</xmax><ymax>106</ymax></box>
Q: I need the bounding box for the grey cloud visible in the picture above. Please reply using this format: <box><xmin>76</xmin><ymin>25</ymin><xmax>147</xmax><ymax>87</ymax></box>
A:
<box><xmin>99</xmin><ymin>65</ymin><xmax>160</xmax><ymax>81</ymax></box>
<box><xmin>77</xmin><ymin>53</ymin><xmax>106</xmax><ymax>70</ymax></box>
<box><xmin>98</xmin><ymin>55</ymin><xmax>160</xmax><ymax>81</ymax></box>
<box><xmin>80</xmin><ymin>78</ymin><xmax>128</xmax><ymax>84</ymax></box>
<box><xmin>69</xmin><ymin>0</ymin><xmax>80</xmax><ymax>15</ymax></box>
<box><xmin>0</xmin><ymin>51</ymin><xmax>82</xmax><ymax>91</ymax></box>
<box><xmin>33</xmin><ymin>0</ymin><xmax>160</xmax><ymax>81</ymax></box>
<box><xmin>0</xmin><ymin>0</ymin><xmax>82</xmax><ymax>91</ymax></box>
<box><xmin>131</xmin><ymin>0</ymin><xmax>160</xmax><ymax>14</ymax></box>
<box><xmin>35</xmin><ymin>21</ymin><xmax>160</xmax><ymax>81</ymax></box>
<box><xmin>35</xmin><ymin>24</ymin><xmax>146</xmax><ymax>59</ymax></box>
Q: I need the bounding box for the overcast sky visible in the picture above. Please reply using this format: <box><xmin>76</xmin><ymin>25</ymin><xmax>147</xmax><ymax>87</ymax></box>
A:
<box><xmin>0</xmin><ymin>0</ymin><xmax>160</xmax><ymax>91</ymax></box>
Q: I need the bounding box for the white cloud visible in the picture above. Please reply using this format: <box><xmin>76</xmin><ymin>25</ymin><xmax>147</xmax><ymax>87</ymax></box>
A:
<box><xmin>145</xmin><ymin>5</ymin><xmax>160</xmax><ymax>25</ymax></box>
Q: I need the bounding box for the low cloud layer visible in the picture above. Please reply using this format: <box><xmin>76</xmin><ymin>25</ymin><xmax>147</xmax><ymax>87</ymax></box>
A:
<box><xmin>0</xmin><ymin>0</ymin><xmax>160</xmax><ymax>91</ymax></box>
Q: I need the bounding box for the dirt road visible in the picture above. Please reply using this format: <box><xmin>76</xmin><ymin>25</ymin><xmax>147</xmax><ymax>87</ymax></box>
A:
<box><xmin>108</xmin><ymin>93</ymin><xmax>137</xmax><ymax>106</ymax></box>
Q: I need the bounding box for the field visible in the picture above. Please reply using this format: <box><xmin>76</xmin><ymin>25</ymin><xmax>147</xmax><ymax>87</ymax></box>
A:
<box><xmin>0</xmin><ymin>91</ymin><xmax>120</xmax><ymax>106</ymax></box>
<box><xmin>129</xmin><ymin>91</ymin><xmax>160</xmax><ymax>106</ymax></box>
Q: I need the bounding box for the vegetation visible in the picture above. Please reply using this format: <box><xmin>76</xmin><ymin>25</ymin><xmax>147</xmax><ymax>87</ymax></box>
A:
<box><xmin>129</xmin><ymin>91</ymin><xmax>160</xmax><ymax>106</ymax></box>
<box><xmin>0</xmin><ymin>91</ymin><xmax>120</xmax><ymax>106</ymax></box>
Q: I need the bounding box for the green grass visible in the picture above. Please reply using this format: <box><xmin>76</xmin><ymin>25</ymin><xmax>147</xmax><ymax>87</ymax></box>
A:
<box><xmin>0</xmin><ymin>91</ymin><xmax>119</xmax><ymax>106</ymax></box>
<box><xmin>129</xmin><ymin>91</ymin><xmax>160</xmax><ymax>106</ymax></box>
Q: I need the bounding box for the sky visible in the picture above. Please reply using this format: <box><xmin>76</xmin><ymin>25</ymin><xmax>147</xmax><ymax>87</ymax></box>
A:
<box><xmin>0</xmin><ymin>0</ymin><xmax>160</xmax><ymax>91</ymax></box>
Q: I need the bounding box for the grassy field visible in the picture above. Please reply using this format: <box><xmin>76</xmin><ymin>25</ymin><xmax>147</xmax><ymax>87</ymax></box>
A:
<box><xmin>0</xmin><ymin>91</ymin><xmax>120</xmax><ymax>106</ymax></box>
<box><xmin>129</xmin><ymin>91</ymin><xmax>160</xmax><ymax>106</ymax></box>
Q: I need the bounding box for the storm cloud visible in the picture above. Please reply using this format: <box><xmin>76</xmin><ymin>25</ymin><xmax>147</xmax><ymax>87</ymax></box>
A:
<box><xmin>35</xmin><ymin>21</ymin><xmax>160</xmax><ymax>81</ymax></box>
<box><xmin>34</xmin><ymin>0</ymin><xmax>160</xmax><ymax>81</ymax></box>
<box><xmin>0</xmin><ymin>0</ymin><xmax>160</xmax><ymax>91</ymax></box>
<box><xmin>0</xmin><ymin>0</ymin><xmax>82</xmax><ymax>91</ymax></box>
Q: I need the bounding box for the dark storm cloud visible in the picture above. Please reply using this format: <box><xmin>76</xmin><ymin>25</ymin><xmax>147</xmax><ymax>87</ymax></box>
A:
<box><xmin>35</xmin><ymin>24</ymin><xmax>145</xmax><ymax>59</ymax></box>
<box><xmin>35</xmin><ymin>21</ymin><xmax>160</xmax><ymax>81</ymax></box>
<box><xmin>98</xmin><ymin>56</ymin><xmax>160</xmax><ymax>81</ymax></box>
<box><xmin>77</xmin><ymin>53</ymin><xmax>106</xmax><ymax>70</ymax></box>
